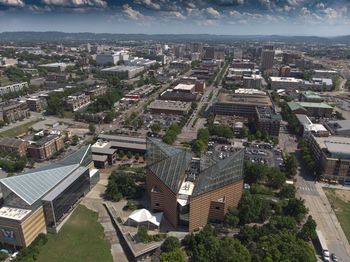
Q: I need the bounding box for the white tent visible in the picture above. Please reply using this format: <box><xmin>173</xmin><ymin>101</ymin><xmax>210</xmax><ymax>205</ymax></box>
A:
<box><xmin>127</xmin><ymin>209</ymin><xmax>163</xmax><ymax>228</ymax></box>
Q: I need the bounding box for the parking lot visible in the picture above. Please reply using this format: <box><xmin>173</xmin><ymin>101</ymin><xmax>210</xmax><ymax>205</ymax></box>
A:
<box><xmin>207</xmin><ymin>141</ymin><xmax>284</xmax><ymax>169</ymax></box>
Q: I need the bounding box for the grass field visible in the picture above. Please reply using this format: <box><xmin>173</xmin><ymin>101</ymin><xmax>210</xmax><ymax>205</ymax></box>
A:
<box><xmin>0</xmin><ymin>119</ymin><xmax>40</xmax><ymax>137</ymax></box>
<box><xmin>324</xmin><ymin>188</ymin><xmax>350</xmax><ymax>243</ymax></box>
<box><xmin>36</xmin><ymin>205</ymin><xmax>113</xmax><ymax>262</ymax></box>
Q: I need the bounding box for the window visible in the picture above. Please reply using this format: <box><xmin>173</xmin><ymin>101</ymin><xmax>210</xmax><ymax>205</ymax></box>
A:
<box><xmin>215</xmin><ymin>207</ymin><xmax>220</xmax><ymax>210</ymax></box>
<box><xmin>155</xmin><ymin>203</ymin><xmax>160</xmax><ymax>207</ymax></box>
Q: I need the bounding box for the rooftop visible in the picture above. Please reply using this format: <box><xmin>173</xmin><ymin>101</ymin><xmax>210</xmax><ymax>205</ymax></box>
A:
<box><xmin>270</xmin><ymin>76</ymin><xmax>303</xmax><ymax>83</ymax></box>
<box><xmin>0</xmin><ymin>145</ymin><xmax>91</xmax><ymax>206</ymax></box>
<box><xmin>217</xmin><ymin>90</ymin><xmax>272</xmax><ymax>107</ymax></box>
<box><xmin>0</xmin><ymin>137</ymin><xmax>27</xmax><ymax>148</ymax></box>
<box><xmin>173</xmin><ymin>83</ymin><xmax>195</xmax><ymax>91</ymax></box>
<box><xmin>148</xmin><ymin>100</ymin><xmax>192</xmax><ymax>111</ymax></box>
<box><xmin>0</xmin><ymin>206</ymin><xmax>31</xmax><ymax>221</ymax></box>
<box><xmin>326</xmin><ymin>120</ymin><xmax>350</xmax><ymax>132</ymax></box>
<box><xmin>288</xmin><ymin>101</ymin><xmax>333</xmax><ymax>110</ymax></box>
<box><xmin>101</xmin><ymin>66</ymin><xmax>144</xmax><ymax>72</ymax></box>
<box><xmin>313</xmin><ymin>135</ymin><xmax>350</xmax><ymax>159</ymax></box>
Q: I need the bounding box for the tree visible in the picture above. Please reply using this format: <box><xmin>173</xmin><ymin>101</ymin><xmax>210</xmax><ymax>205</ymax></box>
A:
<box><xmin>299</xmin><ymin>215</ymin><xmax>317</xmax><ymax>241</ymax></box>
<box><xmin>161</xmin><ymin>236</ymin><xmax>180</xmax><ymax>253</ymax></box>
<box><xmin>244</xmin><ymin>161</ymin><xmax>269</xmax><ymax>184</ymax></box>
<box><xmin>279</xmin><ymin>184</ymin><xmax>296</xmax><ymax>199</ymax></box>
<box><xmin>197</xmin><ymin>128</ymin><xmax>210</xmax><ymax>144</ymax></box>
<box><xmin>138</xmin><ymin>225</ymin><xmax>151</xmax><ymax>243</ymax></box>
<box><xmin>150</xmin><ymin>123</ymin><xmax>161</xmax><ymax>134</ymax></box>
<box><xmin>242</xmin><ymin>127</ymin><xmax>249</xmax><ymax>138</ymax></box>
<box><xmin>224</xmin><ymin>207</ymin><xmax>240</xmax><ymax>227</ymax></box>
<box><xmin>192</xmin><ymin>139</ymin><xmax>206</xmax><ymax>154</ymax></box>
<box><xmin>283</xmin><ymin>198</ymin><xmax>308</xmax><ymax>223</ymax></box>
<box><xmin>284</xmin><ymin>154</ymin><xmax>298</xmax><ymax>178</ymax></box>
<box><xmin>266</xmin><ymin>170</ymin><xmax>286</xmax><ymax>189</ymax></box>
<box><xmin>160</xmin><ymin>248</ymin><xmax>185</xmax><ymax>262</ymax></box>
<box><xmin>71</xmin><ymin>135</ymin><xmax>79</xmax><ymax>145</ymax></box>
<box><xmin>216</xmin><ymin>237</ymin><xmax>251</xmax><ymax>262</ymax></box>
<box><xmin>88</xmin><ymin>123</ymin><xmax>96</xmax><ymax>134</ymax></box>
<box><xmin>238</xmin><ymin>191</ymin><xmax>272</xmax><ymax>224</ymax></box>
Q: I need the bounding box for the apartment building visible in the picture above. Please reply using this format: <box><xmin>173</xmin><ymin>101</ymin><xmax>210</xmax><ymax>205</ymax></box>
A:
<box><xmin>0</xmin><ymin>82</ymin><xmax>28</xmax><ymax>96</ymax></box>
<box><xmin>26</xmin><ymin>97</ymin><xmax>47</xmax><ymax>112</ymax></box>
<box><xmin>66</xmin><ymin>93</ymin><xmax>91</xmax><ymax>112</ymax></box>
<box><xmin>0</xmin><ymin>138</ymin><xmax>28</xmax><ymax>157</ymax></box>
<box><xmin>0</xmin><ymin>101</ymin><xmax>30</xmax><ymax>123</ymax></box>
<box><xmin>27</xmin><ymin>135</ymin><xmax>64</xmax><ymax>161</ymax></box>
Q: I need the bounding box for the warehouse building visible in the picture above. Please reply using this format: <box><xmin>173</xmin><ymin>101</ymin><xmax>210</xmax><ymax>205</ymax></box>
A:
<box><xmin>0</xmin><ymin>146</ymin><xmax>98</xmax><ymax>248</ymax></box>
<box><xmin>146</xmin><ymin>138</ymin><xmax>244</xmax><ymax>231</ymax></box>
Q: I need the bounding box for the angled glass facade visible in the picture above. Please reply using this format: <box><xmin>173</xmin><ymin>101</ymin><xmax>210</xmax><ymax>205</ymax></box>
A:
<box><xmin>42</xmin><ymin>167</ymin><xmax>90</xmax><ymax>229</ymax></box>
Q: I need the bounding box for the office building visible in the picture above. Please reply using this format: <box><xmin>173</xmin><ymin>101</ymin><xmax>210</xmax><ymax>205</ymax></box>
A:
<box><xmin>160</xmin><ymin>90</ymin><xmax>198</xmax><ymax>102</ymax></box>
<box><xmin>213</xmin><ymin>89</ymin><xmax>272</xmax><ymax>119</ymax></box>
<box><xmin>96</xmin><ymin>51</ymin><xmax>129</xmax><ymax>65</ymax></box>
<box><xmin>126</xmin><ymin>57</ymin><xmax>157</xmax><ymax>68</ymax></box>
<box><xmin>260</xmin><ymin>49</ymin><xmax>275</xmax><ymax>72</ymax></box>
<box><xmin>0</xmin><ymin>146</ymin><xmax>97</xmax><ymax>247</ymax></box>
<box><xmin>306</xmin><ymin>134</ymin><xmax>350</xmax><ymax>184</ymax></box>
<box><xmin>234</xmin><ymin>48</ymin><xmax>243</xmax><ymax>60</ymax></box>
<box><xmin>148</xmin><ymin>100</ymin><xmax>192</xmax><ymax>115</ymax></box>
<box><xmin>146</xmin><ymin>138</ymin><xmax>244</xmax><ymax>231</ymax></box>
<box><xmin>304</xmin><ymin>78</ymin><xmax>333</xmax><ymax>91</ymax></box>
<box><xmin>256</xmin><ymin>107</ymin><xmax>282</xmax><ymax>137</ymax></box>
<box><xmin>269</xmin><ymin>76</ymin><xmax>303</xmax><ymax>90</ymax></box>
<box><xmin>101</xmin><ymin>66</ymin><xmax>144</xmax><ymax>79</ymax></box>
<box><xmin>0</xmin><ymin>138</ymin><xmax>28</xmax><ymax>157</ymax></box>
<box><xmin>170</xmin><ymin>60</ymin><xmax>191</xmax><ymax>71</ymax></box>
<box><xmin>0</xmin><ymin>82</ymin><xmax>28</xmax><ymax>96</ymax></box>
<box><xmin>243</xmin><ymin>75</ymin><xmax>262</xmax><ymax>89</ymax></box>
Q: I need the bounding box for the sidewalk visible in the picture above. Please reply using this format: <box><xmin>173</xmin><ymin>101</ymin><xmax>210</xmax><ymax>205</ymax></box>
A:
<box><xmin>315</xmin><ymin>183</ymin><xmax>350</xmax><ymax>258</ymax></box>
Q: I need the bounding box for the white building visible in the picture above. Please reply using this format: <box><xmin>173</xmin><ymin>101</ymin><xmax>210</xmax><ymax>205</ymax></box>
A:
<box><xmin>269</xmin><ymin>76</ymin><xmax>303</xmax><ymax>90</ymax></box>
<box><xmin>96</xmin><ymin>51</ymin><xmax>129</xmax><ymax>66</ymax></box>
<box><xmin>0</xmin><ymin>82</ymin><xmax>28</xmax><ymax>96</ymax></box>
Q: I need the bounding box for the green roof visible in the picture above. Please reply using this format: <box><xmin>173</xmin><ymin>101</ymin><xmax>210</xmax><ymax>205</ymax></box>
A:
<box><xmin>298</xmin><ymin>102</ymin><xmax>333</xmax><ymax>109</ymax></box>
<box><xmin>287</xmin><ymin>101</ymin><xmax>304</xmax><ymax>111</ymax></box>
<box><xmin>303</xmin><ymin>91</ymin><xmax>322</xmax><ymax>99</ymax></box>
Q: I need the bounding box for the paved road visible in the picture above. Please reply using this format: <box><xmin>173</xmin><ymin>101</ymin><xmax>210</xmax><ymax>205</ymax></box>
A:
<box><xmin>279</xmin><ymin>124</ymin><xmax>350</xmax><ymax>261</ymax></box>
<box><xmin>295</xmin><ymin>151</ymin><xmax>350</xmax><ymax>261</ymax></box>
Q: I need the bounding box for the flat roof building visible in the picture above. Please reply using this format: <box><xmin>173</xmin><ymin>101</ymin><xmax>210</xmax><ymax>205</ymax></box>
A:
<box><xmin>287</xmin><ymin>101</ymin><xmax>333</xmax><ymax>118</ymax></box>
<box><xmin>325</xmin><ymin>120</ymin><xmax>350</xmax><ymax>137</ymax></box>
<box><xmin>148</xmin><ymin>100</ymin><xmax>192</xmax><ymax>115</ymax></box>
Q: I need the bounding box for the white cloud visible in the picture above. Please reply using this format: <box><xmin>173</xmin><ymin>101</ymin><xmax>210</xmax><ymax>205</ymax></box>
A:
<box><xmin>122</xmin><ymin>4</ymin><xmax>145</xmax><ymax>21</ymax></box>
<box><xmin>0</xmin><ymin>0</ymin><xmax>24</xmax><ymax>7</ymax></box>
<box><xmin>134</xmin><ymin>0</ymin><xmax>160</xmax><ymax>10</ymax></box>
<box><xmin>205</xmin><ymin>7</ymin><xmax>220</xmax><ymax>18</ymax></box>
<box><xmin>41</xmin><ymin>0</ymin><xmax>107</xmax><ymax>8</ymax></box>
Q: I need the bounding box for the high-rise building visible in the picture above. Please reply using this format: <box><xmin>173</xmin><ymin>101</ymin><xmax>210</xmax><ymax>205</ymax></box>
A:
<box><xmin>260</xmin><ymin>49</ymin><xmax>275</xmax><ymax>72</ymax></box>
<box><xmin>234</xmin><ymin>48</ymin><xmax>243</xmax><ymax>60</ymax></box>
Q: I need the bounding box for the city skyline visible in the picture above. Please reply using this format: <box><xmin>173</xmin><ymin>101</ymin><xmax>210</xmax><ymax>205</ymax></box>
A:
<box><xmin>0</xmin><ymin>0</ymin><xmax>349</xmax><ymax>36</ymax></box>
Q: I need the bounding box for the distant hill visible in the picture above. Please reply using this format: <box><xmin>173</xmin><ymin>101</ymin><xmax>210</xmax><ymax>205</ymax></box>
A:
<box><xmin>0</xmin><ymin>31</ymin><xmax>348</xmax><ymax>44</ymax></box>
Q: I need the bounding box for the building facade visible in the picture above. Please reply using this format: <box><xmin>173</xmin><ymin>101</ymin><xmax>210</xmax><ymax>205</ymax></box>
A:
<box><xmin>146</xmin><ymin>138</ymin><xmax>244</xmax><ymax>231</ymax></box>
<box><xmin>0</xmin><ymin>138</ymin><xmax>28</xmax><ymax>157</ymax></box>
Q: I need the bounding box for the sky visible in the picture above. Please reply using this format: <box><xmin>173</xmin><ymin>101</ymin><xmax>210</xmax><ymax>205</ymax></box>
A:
<box><xmin>0</xmin><ymin>0</ymin><xmax>349</xmax><ymax>36</ymax></box>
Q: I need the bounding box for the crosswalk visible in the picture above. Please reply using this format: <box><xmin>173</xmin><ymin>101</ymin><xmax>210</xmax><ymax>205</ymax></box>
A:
<box><xmin>298</xmin><ymin>186</ymin><xmax>315</xmax><ymax>191</ymax></box>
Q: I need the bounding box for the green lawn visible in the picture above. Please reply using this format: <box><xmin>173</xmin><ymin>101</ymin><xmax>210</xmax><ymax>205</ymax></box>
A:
<box><xmin>36</xmin><ymin>205</ymin><xmax>113</xmax><ymax>262</ymax></box>
<box><xmin>324</xmin><ymin>188</ymin><xmax>350</xmax><ymax>243</ymax></box>
<box><xmin>0</xmin><ymin>119</ymin><xmax>40</xmax><ymax>137</ymax></box>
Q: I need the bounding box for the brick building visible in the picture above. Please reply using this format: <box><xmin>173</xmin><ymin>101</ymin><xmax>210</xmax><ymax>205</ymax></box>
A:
<box><xmin>27</xmin><ymin>135</ymin><xmax>64</xmax><ymax>161</ymax></box>
<box><xmin>85</xmin><ymin>85</ymin><xmax>107</xmax><ymax>100</ymax></box>
<box><xmin>0</xmin><ymin>101</ymin><xmax>30</xmax><ymax>123</ymax></box>
<box><xmin>0</xmin><ymin>138</ymin><xmax>28</xmax><ymax>157</ymax></box>
<box><xmin>146</xmin><ymin>138</ymin><xmax>244</xmax><ymax>231</ymax></box>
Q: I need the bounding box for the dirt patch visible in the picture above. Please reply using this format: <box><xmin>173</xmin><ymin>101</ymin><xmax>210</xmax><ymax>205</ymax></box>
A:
<box><xmin>334</xmin><ymin>189</ymin><xmax>350</xmax><ymax>203</ymax></box>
